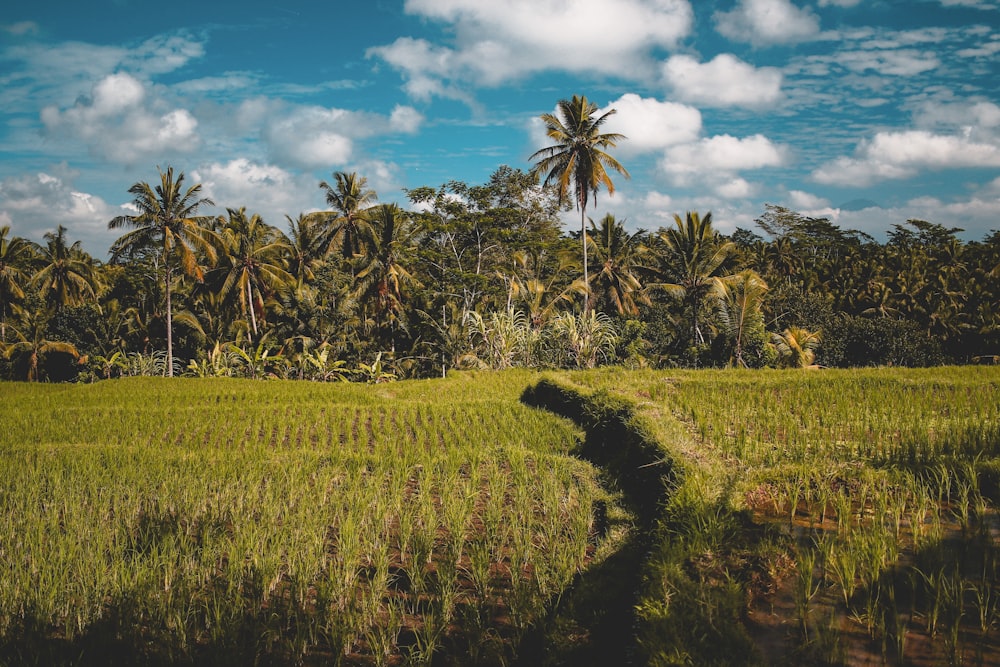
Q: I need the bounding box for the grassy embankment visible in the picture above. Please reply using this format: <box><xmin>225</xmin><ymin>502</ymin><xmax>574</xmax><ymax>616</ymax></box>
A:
<box><xmin>531</xmin><ymin>366</ymin><xmax>1000</xmax><ymax>665</ymax></box>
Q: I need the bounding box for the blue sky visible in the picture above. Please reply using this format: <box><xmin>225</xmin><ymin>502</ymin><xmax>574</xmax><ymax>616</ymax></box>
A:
<box><xmin>1</xmin><ymin>0</ymin><xmax>998</xmax><ymax>256</ymax></box>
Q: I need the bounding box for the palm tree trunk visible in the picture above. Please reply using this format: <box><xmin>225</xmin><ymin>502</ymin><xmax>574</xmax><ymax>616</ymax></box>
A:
<box><xmin>247</xmin><ymin>280</ymin><xmax>258</xmax><ymax>338</ymax></box>
<box><xmin>581</xmin><ymin>205</ymin><xmax>589</xmax><ymax>314</ymax></box>
<box><xmin>165</xmin><ymin>262</ymin><xmax>173</xmax><ymax>377</ymax></box>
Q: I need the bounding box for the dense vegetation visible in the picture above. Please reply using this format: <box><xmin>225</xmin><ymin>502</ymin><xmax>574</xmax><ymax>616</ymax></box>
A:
<box><xmin>0</xmin><ymin>372</ymin><xmax>625</xmax><ymax>666</ymax></box>
<box><xmin>1</xmin><ymin>93</ymin><xmax>996</xmax><ymax>381</ymax></box>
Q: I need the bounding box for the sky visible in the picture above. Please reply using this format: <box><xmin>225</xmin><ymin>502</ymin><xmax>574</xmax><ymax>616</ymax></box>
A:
<box><xmin>1</xmin><ymin>0</ymin><xmax>998</xmax><ymax>257</ymax></box>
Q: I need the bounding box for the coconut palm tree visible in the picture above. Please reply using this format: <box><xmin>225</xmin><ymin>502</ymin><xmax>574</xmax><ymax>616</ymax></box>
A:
<box><xmin>586</xmin><ymin>213</ymin><xmax>648</xmax><ymax>316</ymax></box>
<box><xmin>109</xmin><ymin>166</ymin><xmax>216</xmax><ymax>376</ymax></box>
<box><xmin>353</xmin><ymin>203</ymin><xmax>420</xmax><ymax>348</ymax></box>
<box><xmin>719</xmin><ymin>269</ymin><xmax>769</xmax><ymax>368</ymax></box>
<box><xmin>284</xmin><ymin>212</ymin><xmax>329</xmax><ymax>288</ymax></box>
<box><xmin>319</xmin><ymin>171</ymin><xmax>377</xmax><ymax>260</ymax></box>
<box><xmin>31</xmin><ymin>225</ymin><xmax>98</xmax><ymax>311</ymax></box>
<box><xmin>772</xmin><ymin>326</ymin><xmax>821</xmax><ymax>368</ymax></box>
<box><xmin>3</xmin><ymin>305</ymin><xmax>79</xmax><ymax>381</ymax></box>
<box><xmin>530</xmin><ymin>95</ymin><xmax>629</xmax><ymax>311</ymax></box>
<box><xmin>0</xmin><ymin>225</ymin><xmax>36</xmax><ymax>343</ymax></box>
<box><xmin>209</xmin><ymin>207</ymin><xmax>294</xmax><ymax>341</ymax></box>
<box><xmin>652</xmin><ymin>212</ymin><xmax>735</xmax><ymax>356</ymax></box>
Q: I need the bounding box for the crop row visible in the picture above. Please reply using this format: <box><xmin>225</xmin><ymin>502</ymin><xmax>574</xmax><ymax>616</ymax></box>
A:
<box><xmin>0</xmin><ymin>373</ymin><xmax>612</xmax><ymax>665</ymax></box>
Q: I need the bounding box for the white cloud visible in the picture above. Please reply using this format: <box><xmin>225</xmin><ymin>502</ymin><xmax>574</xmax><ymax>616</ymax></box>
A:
<box><xmin>0</xmin><ymin>32</ymin><xmax>206</xmax><ymax>108</ymax></box>
<box><xmin>389</xmin><ymin>105</ymin><xmax>424</xmax><ymax>134</ymax></box>
<box><xmin>0</xmin><ymin>170</ymin><xmax>117</xmax><ymax>251</ymax></box>
<box><xmin>370</xmin><ymin>0</ymin><xmax>694</xmax><ymax>97</ymax></box>
<box><xmin>644</xmin><ymin>191</ymin><xmax>675</xmax><ymax>212</ymax></box>
<box><xmin>40</xmin><ymin>73</ymin><xmax>200</xmax><ymax>164</ymax></box>
<box><xmin>818</xmin><ymin>0</ymin><xmax>862</xmax><ymax>6</ymax></box>
<box><xmin>2</xmin><ymin>21</ymin><xmax>39</xmax><ymax>36</ymax></box>
<box><xmin>715</xmin><ymin>177</ymin><xmax>755</xmax><ymax>199</ymax></box>
<box><xmin>714</xmin><ymin>0</ymin><xmax>820</xmax><ymax>46</ymax></box>
<box><xmin>911</xmin><ymin>99</ymin><xmax>1000</xmax><ymax>137</ymax></box>
<box><xmin>662</xmin><ymin>134</ymin><xmax>788</xmax><ymax>184</ymax></box>
<box><xmin>788</xmin><ymin>190</ymin><xmax>831</xmax><ymax>210</ymax></box>
<box><xmin>662</xmin><ymin>54</ymin><xmax>783</xmax><ymax>108</ymax></box>
<box><xmin>598</xmin><ymin>93</ymin><xmax>702</xmax><ymax>154</ymax></box>
<box><xmin>834</xmin><ymin>49</ymin><xmax>940</xmax><ymax>76</ymax></box>
<box><xmin>251</xmin><ymin>101</ymin><xmax>424</xmax><ymax>169</ymax></box>
<box><xmin>833</xmin><ymin>194</ymin><xmax>1000</xmax><ymax>240</ymax></box>
<box><xmin>192</xmin><ymin>159</ymin><xmax>317</xmax><ymax>225</ymax></box>
<box><xmin>812</xmin><ymin>130</ymin><xmax>1000</xmax><ymax>185</ymax></box>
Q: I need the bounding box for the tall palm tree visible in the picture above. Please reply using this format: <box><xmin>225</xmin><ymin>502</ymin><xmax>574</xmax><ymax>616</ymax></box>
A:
<box><xmin>109</xmin><ymin>166</ymin><xmax>216</xmax><ymax>376</ymax></box>
<box><xmin>652</xmin><ymin>211</ymin><xmax>735</xmax><ymax>355</ymax></box>
<box><xmin>586</xmin><ymin>214</ymin><xmax>648</xmax><ymax>316</ymax></box>
<box><xmin>319</xmin><ymin>171</ymin><xmax>377</xmax><ymax>260</ymax></box>
<box><xmin>0</xmin><ymin>225</ymin><xmax>37</xmax><ymax>343</ymax></box>
<box><xmin>529</xmin><ymin>95</ymin><xmax>629</xmax><ymax>311</ymax></box>
<box><xmin>353</xmin><ymin>203</ymin><xmax>420</xmax><ymax>347</ymax></box>
<box><xmin>284</xmin><ymin>212</ymin><xmax>329</xmax><ymax>288</ymax></box>
<box><xmin>210</xmin><ymin>207</ymin><xmax>294</xmax><ymax>341</ymax></box>
<box><xmin>31</xmin><ymin>225</ymin><xmax>98</xmax><ymax>311</ymax></box>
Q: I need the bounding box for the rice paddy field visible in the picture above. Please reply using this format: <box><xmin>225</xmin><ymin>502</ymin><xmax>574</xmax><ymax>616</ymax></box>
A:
<box><xmin>562</xmin><ymin>366</ymin><xmax>1000</xmax><ymax>665</ymax></box>
<box><xmin>4</xmin><ymin>366</ymin><xmax>1000</xmax><ymax>666</ymax></box>
<box><xmin>0</xmin><ymin>371</ymin><xmax>622</xmax><ymax>666</ymax></box>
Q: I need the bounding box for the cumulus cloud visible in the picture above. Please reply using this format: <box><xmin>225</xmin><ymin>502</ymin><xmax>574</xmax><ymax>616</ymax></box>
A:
<box><xmin>812</xmin><ymin>130</ymin><xmax>1000</xmax><ymax>185</ymax></box>
<box><xmin>40</xmin><ymin>73</ymin><xmax>200</xmax><ymax>164</ymax></box>
<box><xmin>788</xmin><ymin>190</ymin><xmax>831</xmax><ymax>210</ymax></box>
<box><xmin>370</xmin><ymin>0</ymin><xmax>693</xmax><ymax>97</ymax></box>
<box><xmin>714</xmin><ymin>0</ymin><xmax>820</xmax><ymax>46</ymax></box>
<box><xmin>597</xmin><ymin>93</ymin><xmax>702</xmax><ymax>154</ymax></box>
<box><xmin>715</xmin><ymin>177</ymin><xmax>755</xmax><ymax>199</ymax></box>
<box><xmin>662</xmin><ymin>54</ymin><xmax>783</xmax><ymax>108</ymax></box>
<box><xmin>253</xmin><ymin>101</ymin><xmax>425</xmax><ymax>170</ymax></box>
<box><xmin>818</xmin><ymin>0</ymin><xmax>862</xmax><ymax>6</ymax></box>
<box><xmin>191</xmin><ymin>159</ymin><xmax>318</xmax><ymax>223</ymax></box>
<box><xmin>662</xmin><ymin>134</ymin><xmax>788</xmax><ymax>185</ymax></box>
<box><xmin>0</xmin><ymin>170</ymin><xmax>117</xmax><ymax>251</ymax></box>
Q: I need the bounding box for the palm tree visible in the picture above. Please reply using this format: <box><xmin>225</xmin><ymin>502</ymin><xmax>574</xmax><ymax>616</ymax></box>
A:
<box><xmin>504</xmin><ymin>249</ymin><xmax>587</xmax><ymax>329</ymax></box>
<box><xmin>719</xmin><ymin>269</ymin><xmax>769</xmax><ymax>368</ymax></box>
<box><xmin>319</xmin><ymin>171</ymin><xmax>377</xmax><ymax>260</ymax></box>
<box><xmin>31</xmin><ymin>225</ymin><xmax>98</xmax><ymax>311</ymax></box>
<box><xmin>353</xmin><ymin>204</ymin><xmax>421</xmax><ymax>348</ymax></box>
<box><xmin>0</xmin><ymin>225</ymin><xmax>36</xmax><ymax>343</ymax></box>
<box><xmin>109</xmin><ymin>166</ymin><xmax>216</xmax><ymax>376</ymax></box>
<box><xmin>772</xmin><ymin>326</ymin><xmax>821</xmax><ymax>368</ymax></box>
<box><xmin>652</xmin><ymin>212</ymin><xmax>735</xmax><ymax>356</ymax></box>
<box><xmin>586</xmin><ymin>214</ymin><xmax>648</xmax><ymax>316</ymax></box>
<box><xmin>530</xmin><ymin>95</ymin><xmax>629</xmax><ymax>311</ymax></box>
<box><xmin>284</xmin><ymin>212</ymin><xmax>330</xmax><ymax>288</ymax></box>
<box><xmin>210</xmin><ymin>208</ymin><xmax>294</xmax><ymax>341</ymax></box>
<box><xmin>3</xmin><ymin>305</ymin><xmax>79</xmax><ymax>381</ymax></box>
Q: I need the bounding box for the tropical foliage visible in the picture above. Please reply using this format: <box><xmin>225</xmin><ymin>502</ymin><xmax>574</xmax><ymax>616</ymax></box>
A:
<box><xmin>1</xmin><ymin>96</ymin><xmax>998</xmax><ymax>382</ymax></box>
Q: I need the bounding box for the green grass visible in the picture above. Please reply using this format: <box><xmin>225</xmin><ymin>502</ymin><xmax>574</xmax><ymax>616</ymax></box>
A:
<box><xmin>0</xmin><ymin>371</ymin><xmax>619</xmax><ymax>666</ymax></box>
<box><xmin>536</xmin><ymin>366</ymin><xmax>1000</xmax><ymax>665</ymax></box>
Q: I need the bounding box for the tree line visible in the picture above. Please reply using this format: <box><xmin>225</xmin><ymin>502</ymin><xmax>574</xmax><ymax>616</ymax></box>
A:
<box><xmin>1</xmin><ymin>95</ymin><xmax>997</xmax><ymax>381</ymax></box>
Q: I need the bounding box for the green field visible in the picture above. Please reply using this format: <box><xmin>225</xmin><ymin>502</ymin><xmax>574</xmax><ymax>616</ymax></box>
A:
<box><xmin>0</xmin><ymin>372</ymin><xmax>622</xmax><ymax>666</ymax></box>
<box><xmin>3</xmin><ymin>367</ymin><xmax>1000</xmax><ymax>666</ymax></box>
<box><xmin>552</xmin><ymin>366</ymin><xmax>1000</xmax><ymax>665</ymax></box>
